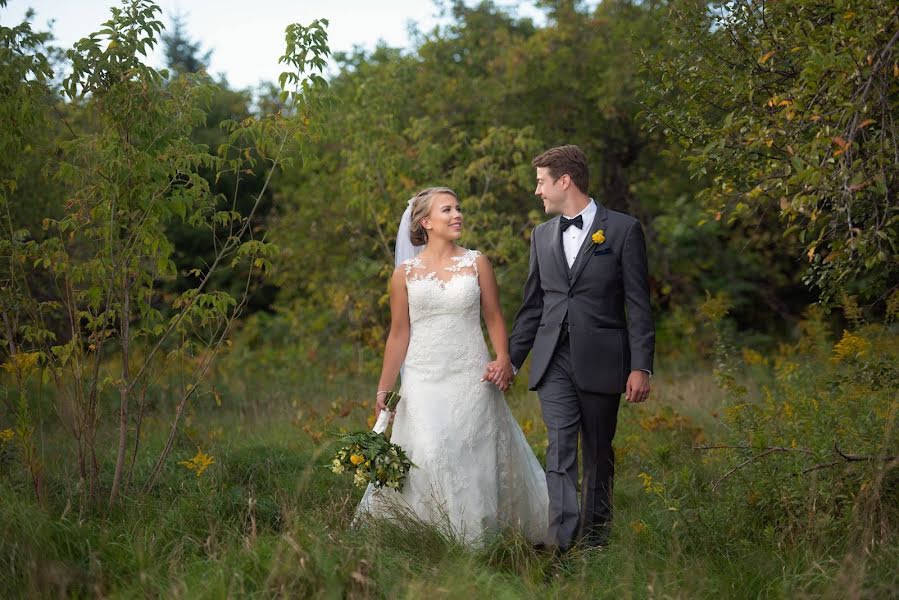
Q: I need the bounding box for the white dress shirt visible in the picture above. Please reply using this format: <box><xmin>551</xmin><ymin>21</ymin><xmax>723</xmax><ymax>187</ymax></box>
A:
<box><xmin>561</xmin><ymin>199</ymin><xmax>597</xmax><ymax>268</ymax></box>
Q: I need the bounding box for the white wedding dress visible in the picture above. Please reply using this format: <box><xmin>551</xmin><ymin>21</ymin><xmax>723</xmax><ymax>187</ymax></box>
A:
<box><xmin>355</xmin><ymin>249</ymin><xmax>549</xmax><ymax>546</ymax></box>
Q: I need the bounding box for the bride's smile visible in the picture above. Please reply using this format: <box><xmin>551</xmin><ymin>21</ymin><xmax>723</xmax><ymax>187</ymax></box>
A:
<box><xmin>421</xmin><ymin>194</ymin><xmax>464</xmax><ymax>242</ymax></box>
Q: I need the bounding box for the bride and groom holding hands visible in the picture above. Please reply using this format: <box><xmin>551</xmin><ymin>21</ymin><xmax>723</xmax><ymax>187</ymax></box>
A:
<box><xmin>358</xmin><ymin>144</ymin><xmax>655</xmax><ymax>553</ymax></box>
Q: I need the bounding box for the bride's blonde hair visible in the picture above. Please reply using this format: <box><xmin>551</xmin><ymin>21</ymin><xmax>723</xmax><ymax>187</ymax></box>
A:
<box><xmin>408</xmin><ymin>186</ymin><xmax>458</xmax><ymax>246</ymax></box>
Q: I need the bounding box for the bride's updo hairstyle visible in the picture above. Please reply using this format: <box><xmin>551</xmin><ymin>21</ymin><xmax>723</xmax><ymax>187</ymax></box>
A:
<box><xmin>408</xmin><ymin>186</ymin><xmax>458</xmax><ymax>246</ymax></box>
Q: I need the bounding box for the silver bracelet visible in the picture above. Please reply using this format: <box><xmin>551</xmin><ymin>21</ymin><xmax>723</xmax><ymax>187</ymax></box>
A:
<box><xmin>375</xmin><ymin>390</ymin><xmax>390</xmax><ymax>398</ymax></box>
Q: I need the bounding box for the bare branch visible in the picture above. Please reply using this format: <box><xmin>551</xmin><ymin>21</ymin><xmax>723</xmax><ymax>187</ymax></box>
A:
<box><xmin>712</xmin><ymin>447</ymin><xmax>783</xmax><ymax>490</ymax></box>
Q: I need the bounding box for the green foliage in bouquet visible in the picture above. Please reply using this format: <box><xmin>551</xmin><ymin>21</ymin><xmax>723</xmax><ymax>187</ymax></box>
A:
<box><xmin>331</xmin><ymin>430</ymin><xmax>413</xmax><ymax>491</ymax></box>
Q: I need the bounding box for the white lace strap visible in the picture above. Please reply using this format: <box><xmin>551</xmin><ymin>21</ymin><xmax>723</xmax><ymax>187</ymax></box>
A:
<box><xmin>402</xmin><ymin>257</ymin><xmax>420</xmax><ymax>276</ymax></box>
<box><xmin>446</xmin><ymin>249</ymin><xmax>480</xmax><ymax>274</ymax></box>
<box><xmin>468</xmin><ymin>249</ymin><xmax>480</xmax><ymax>275</ymax></box>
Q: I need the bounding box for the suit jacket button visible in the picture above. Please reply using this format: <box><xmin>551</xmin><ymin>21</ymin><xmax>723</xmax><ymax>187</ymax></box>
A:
<box><xmin>568</xmin><ymin>290</ymin><xmax>574</xmax><ymax>298</ymax></box>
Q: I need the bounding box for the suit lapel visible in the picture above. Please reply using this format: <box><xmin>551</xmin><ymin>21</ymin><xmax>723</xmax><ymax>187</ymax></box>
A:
<box><xmin>569</xmin><ymin>203</ymin><xmax>609</xmax><ymax>287</ymax></box>
<box><xmin>548</xmin><ymin>217</ymin><xmax>568</xmax><ymax>277</ymax></box>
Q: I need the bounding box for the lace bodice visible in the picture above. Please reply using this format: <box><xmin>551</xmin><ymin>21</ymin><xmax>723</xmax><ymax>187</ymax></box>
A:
<box><xmin>401</xmin><ymin>249</ymin><xmax>485</xmax><ymax>377</ymax></box>
<box><xmin>403</xmin><ymin>248</ymin><xmax>481</xmax><ymax>314</ymax></box>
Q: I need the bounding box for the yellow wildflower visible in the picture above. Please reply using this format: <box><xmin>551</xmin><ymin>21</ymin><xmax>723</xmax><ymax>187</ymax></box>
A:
<box><xmin>639</xmin><ymin>409</ymin><xmax>690</xmax><ymax>432</ymax></box>
<box><xmin>885</xmin><ymin>289</ymin><xmax>899</xmax><ymax>323</ymax></box>
<box><xmin>350</xmin><ymin>454</ymin><xmax>365</xmax><ymax>466</ymax></box>
<box><xmin>0</xmin><ymin>428</ymin><xmax>14</xmax><ymax>443</ymax></box>
<box><xmin>831</xmin><ymin>330</ymin><xmax>870</xmax><ymax>363</ymax></box>
<box><xmin>783</xmin><ymin>403</ymin><xmax>794</xmax><ymax>419</ymax></box>
<box><xmin>741</xmin><ymin>347</ymin><xmax>767</xmax><ymax>366</ymax></box>
<box><xmin>591</xmin><ymin>230</ymin><xmax>605</xmax><ymax>245</ymax></box>
<box><xmin>775</xmin><ymin>360</ymin><xmax>799</xmax><ymax>380</ymax></box>
<box><xmin>1</xmin><ymin>352</ymin><xmax>40</xmax><ymax>376</ymax></box>
<box><xmin>178</xmin><ymin>447</ymin><xmax>216</xmax><ymax>477</ymax></box>
<box><xmin>698</xmin><ymin>293</ymin><xmax>731</xmax><ymax>323</ymax></box>
<box><xmin>638</xmin><ymin>472</ymin><xmax>664</xmax><ymax>494</ymax></box>
<box><xmin>630</xmin><ymin>520</ymin><xmax>647</xmax><ymax>535</ymax></box>
<box><xmin>723</xmin><ymin>403</ymin><xmax>746</xmax><ymax>424</ymax></box>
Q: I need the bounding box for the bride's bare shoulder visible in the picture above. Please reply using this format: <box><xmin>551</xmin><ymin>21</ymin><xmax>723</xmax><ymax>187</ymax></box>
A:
<box><xmin>391</xmin><ymin>265</ymin><xmax>409</xmax><ymax>283</ymax></box>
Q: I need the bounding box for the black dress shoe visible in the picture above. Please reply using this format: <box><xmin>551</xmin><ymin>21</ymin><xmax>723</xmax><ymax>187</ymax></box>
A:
<box><xmin>533</xmin><ymin>543</ymin><xmax>566</xmax><ymax>559</ymax></box>
<box><xmin>580</xmin><ymin>528</ymin><xmax>611</xmax><ymax>549</ymax></box>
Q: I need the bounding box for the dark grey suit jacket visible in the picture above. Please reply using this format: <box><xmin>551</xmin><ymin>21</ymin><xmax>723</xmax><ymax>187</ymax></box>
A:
<box><xmin>509</xmin><ymin>203</ymin><xmax>655</xmax><ymax>394</ymax></box>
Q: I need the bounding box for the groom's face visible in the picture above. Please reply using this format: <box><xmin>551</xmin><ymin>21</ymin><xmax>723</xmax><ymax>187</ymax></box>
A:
<box><xmin>535</xmin><ymin>167</ymin><xmax>566</xmax><ymax>214</ymax></box>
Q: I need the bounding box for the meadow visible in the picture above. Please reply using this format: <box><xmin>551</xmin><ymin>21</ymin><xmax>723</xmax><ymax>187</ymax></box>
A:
<box><xmin>2</xmin><ymin>310</ymin><xmax>896</xmax><ymax>598</ymax></box>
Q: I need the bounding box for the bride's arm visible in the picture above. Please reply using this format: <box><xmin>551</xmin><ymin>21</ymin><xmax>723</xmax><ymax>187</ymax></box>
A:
<box><xmin>375</xmin><ymin>268</ymin><xmax>411</xmax><ymax>416</ymax></box>
<box><xmin>477</xmin><ymin>254</ymin><xmax>513</xmax><ymax>390</ymax></box>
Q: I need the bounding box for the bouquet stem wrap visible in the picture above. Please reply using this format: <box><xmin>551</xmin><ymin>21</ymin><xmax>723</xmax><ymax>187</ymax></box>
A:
<box><xmin>372</xmin><ymin>390</ymin><xmax>401</xmax><ymax>434</ymax></box>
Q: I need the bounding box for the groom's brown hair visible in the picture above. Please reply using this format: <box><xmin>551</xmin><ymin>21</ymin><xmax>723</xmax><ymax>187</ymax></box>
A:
<box><xmin>532</xmin><ymin>145</ymin><xmax>589</xmax><ymax>194</ymax></box>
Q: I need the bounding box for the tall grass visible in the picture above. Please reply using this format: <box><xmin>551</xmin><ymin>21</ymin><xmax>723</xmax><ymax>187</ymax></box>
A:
<box><xmin>1</xmin><ymin>320</ymin><xmax>897</xmax><ymax>598</ymax></box>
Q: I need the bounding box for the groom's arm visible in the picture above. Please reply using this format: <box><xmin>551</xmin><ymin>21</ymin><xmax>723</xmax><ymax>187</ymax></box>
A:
<box><xmin>509</xmin><ymin>228</ymin><xmax>544</xmax><ymax>371</ymax></box>
<box><xmin>621</xmin><ymin>219</ymin><xmax>655</xmax><ymax>373</ymax></box>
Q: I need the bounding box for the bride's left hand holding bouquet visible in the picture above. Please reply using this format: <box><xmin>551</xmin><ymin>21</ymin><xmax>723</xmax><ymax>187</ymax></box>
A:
<box><xmin>330</xmin><ymin>391</ymin><xmax>413</xmax><ymax>490</ymax></box>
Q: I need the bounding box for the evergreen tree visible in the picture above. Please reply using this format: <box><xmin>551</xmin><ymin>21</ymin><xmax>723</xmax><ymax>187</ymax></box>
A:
<box><xmin>162</xmin><ymin>12</ymin><xmax>211</xmax><ymax>75</ymax></box>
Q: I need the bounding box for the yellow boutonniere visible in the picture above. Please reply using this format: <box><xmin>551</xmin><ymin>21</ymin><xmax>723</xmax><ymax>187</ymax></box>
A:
<box><xmin>592</xmin><ymin>230</ymin><xmax>606</xmax><ymax>245</ymax></box>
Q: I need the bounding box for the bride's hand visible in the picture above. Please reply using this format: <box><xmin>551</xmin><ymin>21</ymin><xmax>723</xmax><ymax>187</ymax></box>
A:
<box><xmin>375</xmin><ymin>391</ymin><xmax>388</xmax><ymax>418</ymax></box>
<box><xmin>482</xmin><ymin>357</ymin><xmax>513</xmax><ymax>391</ymax></box>
<box><xmin>482</xmin><ymin>362</ymin><xmax>499</xmax><ymax>387</ymax></box>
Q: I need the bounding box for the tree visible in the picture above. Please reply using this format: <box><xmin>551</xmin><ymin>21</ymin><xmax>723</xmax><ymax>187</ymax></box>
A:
<box><xmin>271</xmin><ymin>0</ymin><xmax>794</xmax><ymax>366</ymax></box>
<box><xmin>161</xmin><ymin>12</ymin><xmax>211</xmax><ymax>75</ymax></box>
<box><xmin>1</xmin><ymin>0</ymin><xmax>330</xmax><ymax>509</ymax></box>
<box><xmin>0</xmin><ymin>4</ymin><xmax>59</xmax><ymax>502</ymax></box>
<box><xmin>642</xmin><ymin>0</ymin><xmax>899</xmax><ymax>307</ymax></box>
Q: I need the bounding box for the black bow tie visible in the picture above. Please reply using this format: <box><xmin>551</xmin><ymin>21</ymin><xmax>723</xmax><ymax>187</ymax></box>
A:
<box><xmin>560</xmin><ymin>215</ymin><xmax>583</xmax><ymax>232</ymax></box>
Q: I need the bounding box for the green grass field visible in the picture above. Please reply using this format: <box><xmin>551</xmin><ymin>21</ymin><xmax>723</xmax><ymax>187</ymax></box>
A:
<box><xmin>2</xmin><ymin>358</ymin><xmax>896</xmax><ymax>599</ymax></box>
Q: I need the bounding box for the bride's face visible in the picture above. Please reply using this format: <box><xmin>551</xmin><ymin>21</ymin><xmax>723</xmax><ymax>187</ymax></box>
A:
<box><xmin>423</xmin><ymin>193</ymin><xmax>463</xmax><ymax>241</ymax></box>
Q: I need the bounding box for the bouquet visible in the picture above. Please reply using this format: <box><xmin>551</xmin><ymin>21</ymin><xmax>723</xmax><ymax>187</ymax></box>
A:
<box><xmin>331</xmin><ymin>391</ymin><xmax>413</xmax><ymax>490</ymax></box>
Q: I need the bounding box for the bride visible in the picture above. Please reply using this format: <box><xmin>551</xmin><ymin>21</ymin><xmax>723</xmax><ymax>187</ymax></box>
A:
<box><xmin>355</xmin><ymin>186</ymin><xmax>549</xmax><ymax>546</ymax></box>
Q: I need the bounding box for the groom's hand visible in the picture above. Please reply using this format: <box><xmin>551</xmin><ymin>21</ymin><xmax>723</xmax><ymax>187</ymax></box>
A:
<box><xmin>625</xmin><ymin>370</ymin><xmax>650</xmax><ymax>403</ymax></box>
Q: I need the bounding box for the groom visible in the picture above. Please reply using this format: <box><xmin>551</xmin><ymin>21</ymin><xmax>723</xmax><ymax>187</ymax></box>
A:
<box><xmin>508</xmin><ymin>144</ymin><xmax>654</xmax><ymax>551</ymax></box>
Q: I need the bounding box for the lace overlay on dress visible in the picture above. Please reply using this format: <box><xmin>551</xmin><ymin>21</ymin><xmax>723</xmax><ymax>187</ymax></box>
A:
<box><xmin>403</xmin><ymin>249</ymin><xmax>480</xmax><ymax>288</ymax></box>
<box><xmin>355</xmin><ymin>248</ymin><xmax>548</xmax><ymax>546</ymax></box>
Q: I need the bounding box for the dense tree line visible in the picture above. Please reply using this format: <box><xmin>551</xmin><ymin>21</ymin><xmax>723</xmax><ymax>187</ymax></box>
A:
<box><xmin>3</xmin><ymin>0</ymin><xmax>896</xmax><ymax>375</ymax></box>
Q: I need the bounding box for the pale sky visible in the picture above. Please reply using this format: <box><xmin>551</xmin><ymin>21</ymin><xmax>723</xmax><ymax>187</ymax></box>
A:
<box><xmin>2</xmin><ymin>0</ymin><xmax>553</xmax><ymax>89</ymax></box>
